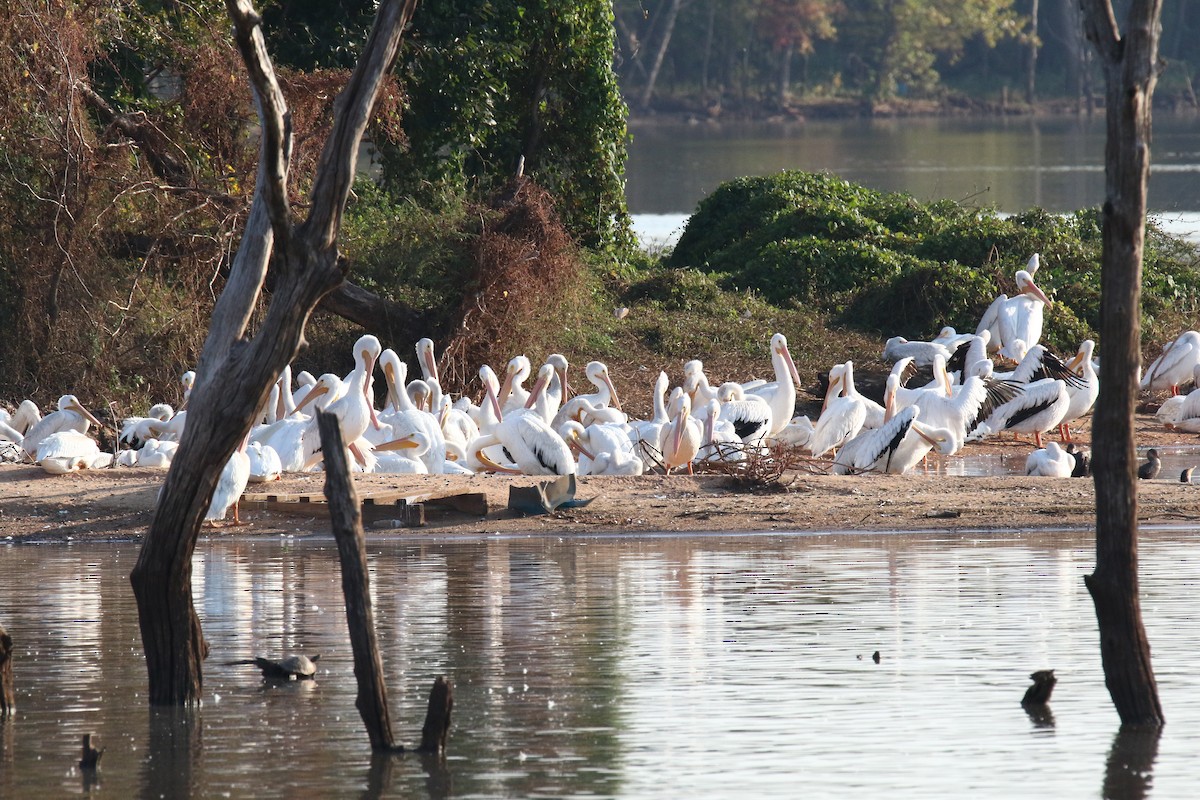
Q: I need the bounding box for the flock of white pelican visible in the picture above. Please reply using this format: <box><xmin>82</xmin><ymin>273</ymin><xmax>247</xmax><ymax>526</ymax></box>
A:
<box><xmin>0</xmin><ymin>251</ymin><xmax>1193</xmax><ymax>523</ymax></box>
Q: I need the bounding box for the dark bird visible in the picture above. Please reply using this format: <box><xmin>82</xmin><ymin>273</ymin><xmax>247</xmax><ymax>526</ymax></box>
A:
<box><xmin>1138</xmin><ymin>449</ymin><xmax>1161</xmax><ymax>480</ymax></box>
<box><xmin>1021</xmin><ymin>669</ymin><xmax>1057</xmax><ymax>707</ymax></box>
<box><xmin>1182</xmin><ymin>467</ymin><xmax>1196</xmax><ymax>484</ymax></box>
<box><xmin>1065</xmin><ymin>443</ymin><xmax>1091</xmax><ymax>478</ymax></box>
<box><xmin>228</xmin><ymin>654</ymin><xmax>320</xmax><ymax>681</ymax></box>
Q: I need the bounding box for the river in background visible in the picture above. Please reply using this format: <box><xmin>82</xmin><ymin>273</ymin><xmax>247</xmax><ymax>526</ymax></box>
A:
<box><xmin>3</xmin><ymin>531</ymin><xmax>1200</xmax><ymax>798</ymax></box>
<box><xmin>624</xmin><ymin>115</ymin><xmax>1200</xmax><ymax>248</ymax></box>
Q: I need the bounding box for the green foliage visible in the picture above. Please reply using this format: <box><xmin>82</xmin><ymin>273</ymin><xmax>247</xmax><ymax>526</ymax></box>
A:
<box><xmin>622</xmin><ymin>267</ymin><xmax>728</xmax><ymax>313</ymax></box>
<box><xmin>384</xmin><ymin>0</ymin><xmax>632</xmax><ymax>253</ymax></box>
<box><xmin>666</xmin><ymin>170</ymin><xmax>1200</xmax><ymax>352</ymax></box>
<box><xmin>341</xmin><ymin>180</ymin><xmax>478</xmax><ymax>317</ymax></box>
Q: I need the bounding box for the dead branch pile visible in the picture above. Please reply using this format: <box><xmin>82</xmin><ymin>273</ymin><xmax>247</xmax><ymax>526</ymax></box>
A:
<box><xmin>438</xmin><ymin>180</ymin><xmax>583</xmax><ymax>395</ymax></box>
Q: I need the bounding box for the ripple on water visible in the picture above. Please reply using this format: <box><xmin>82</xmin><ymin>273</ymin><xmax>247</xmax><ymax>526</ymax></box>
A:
<box><xmin>3</xmin><ymin>532</ymin><xmax>1200</xmax><ymax>797</ymax></box>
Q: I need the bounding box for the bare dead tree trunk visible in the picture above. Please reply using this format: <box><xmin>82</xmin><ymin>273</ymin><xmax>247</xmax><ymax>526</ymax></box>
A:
<box><xmin>638</xmin><ymin>0</ymin><xmax>684</xmax><ymax>111</ymax></box>
<box><xmin>1080</xmin><ymin>0</ymin><xmax>1165</xmax><ymax>728</ymax></box>
<box><xmin>0</xmin><ymin>624</ymin><xmax>13</xmax><ymax>717</ymax></box>
<box><xmin>129</xmin><ymin>0</ymin><xmax>420</xmax><ymax>707</ymax></box>
<box><xmin>1026</xmin><ymin>0</ymin><xmax>1040</xmax><ymax>105</ymax></box>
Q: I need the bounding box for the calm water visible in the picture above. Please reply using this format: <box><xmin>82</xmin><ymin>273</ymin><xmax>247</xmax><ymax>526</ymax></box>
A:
<box><xmin>3</xmin><ymin>531</ymin><xmax>1200</xmax><ymax>798</ymax></box>
<box><xmin>625</xmin><ymin>115</ymin><xmax>1200</xmax><ymax>247</ymax></box>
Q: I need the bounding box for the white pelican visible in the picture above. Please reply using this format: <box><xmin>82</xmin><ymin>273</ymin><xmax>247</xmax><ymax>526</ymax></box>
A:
<box><xmin>561</xmin><ymin>420</ymin><xmax>643</xmax><ymax>475</ymax></box>
<box><xmin>683</xmin><ymin>360</ymin><xmax>720</xmax><ymax>409</ymax></box>
<box><xmin>573</xmin><ymin>361</ymin><xmax>622</xmax><ymax>412</ymax></box>
<box><xmin>882</xmin><ymin>335</ymin><xmax>951</xmax><ymax>367</ymax></box>
<box><xmin>699</xmin><ymin>399</ymin><xmax>746</xmax><ymax>463</ymax></box>
<box><xmin>180</xmin><ymin>370</ymin><xmax>196</xmax><ymax>408</ymax></box>
<box><xmin>1059</xmin><ymin>340</ymin><xmax>1099</xmax><ymax>441</ymax></box>
<box><xmin>206</xmin><ymin>435</ymin><xmax>251</xmax><ymax>526</ymax></box>
<box><xmin>658</xmin><ymin>390</ymin><xmax>702</xmax><ymax>474</ymax></box>
<box><xmin>376</xmin><ymin>351</ymin><xmax>447</xmax><ymax>473</ymax></box>
<box><xmin>35</xmin><ymin>430</ymin><xmax>112</xmax><ymax>474</ymax></box>
<box><xmin>976</xmin><ymin>256</ymin><xmax>1052</xmax><ymax>360</ymax></box>
<box><xmin>1025</xmin><ymin>442</ymin><xmax>1074</xmax><ymax>477</ymax></box>
<box><xmin>372</xmin><ymin>430</ymin><xmax>431</xmax><ymax>474</ymax></box>
<box><xmin>628</xmin><ymin>371</ymin><xmax>671</xmax><ymax>466</ymax></box>
<box><xmin>1141</xmin><ymin>330</ymin><xmax>1200</xmax><ymax>395</ymax></box>
<box><xmin>253</xmin><ymin>372</ymin><xmax>341</xmax><ymax>472</ymax></box>
<box><xmin>470</xmin><ymin>408</ymin><xmax>575</xmax><ymax>476</ymax></box>
<box><xmin>305</xmin><ymin>334</ymin><xmax>382</xmax><ymax>468</ymax></box>
<box><xmin>469</xmin><ymin>376</ymin><xmax>574</xmax><ymax>476</ymax></box>
<box><xmin>832</xmin><ymin>405</ymin><xmax>956</xmax><ymax>475</ymax></box>
<box><xmin>137</xmin><ymin>438</ymin><xmax>179</xmax><ymax>469</ymax></box>
<box><xmin>498</xmin><ymin>355</ymin><xmax>533</xmax><ymax>413</ymax></box>
<box><xmin>969</xmin><ymin>377</ymin><xmax>1070</xmax><ymax>447</ymax></box>
<box><xmin>911</xmin><ymin>356</ymin><xmax>1015</xmax><ymax>451</ymax></box>
<box><xmin>546</xmin><ymin>353</ymin><xmax>571</xmax><ymax>409</ymax></box>
<box><xmin>0</xmin><ymin>399</ymin><xmax>41</xmax><ymax>436</ymax></box>
<box><xmin>745</xmin><ymin>332</ymin><xmax>803</xmax><ymax>435</ymax></box>
<box><xmin>415</xmin><ymin>337</ymin><xmax>441</xmax><ymax>386</ymax></box>
<box><xmin>808</xmin><ymin>361</ymin><xmax>868</xmax><ymax>457</ymax></box>
<box><xmin>770</xmin><ymin>415</ymin><xmax>815</xmax><ymax>449</ymax></box>
<box><xmin>0</xmin><ymin>418</ymin><xmax>23</xmax><ymax>446</ymax></box>
<box><xmin>246</xmin><ymin>442</ymin><xmax>282</xmax><ymax>482</ymax></box>
<box><xmin>932</xmin><ymin>326</ymin><xmax>976</xmax><ymax>351</ymax></box>
<box><xmin>20</xmin><ymin>395</ymin><xmax>105</xmax><ymax>458</ymax></box>
<box><xmin>119</xmin><ymin>404</ymin><xmax>175</xmax><ymax>448</ymax></box>
<box><xmin>715</xmin><ymin>382</ymin><xmax>771</xmax><ymax>445</ymax></box>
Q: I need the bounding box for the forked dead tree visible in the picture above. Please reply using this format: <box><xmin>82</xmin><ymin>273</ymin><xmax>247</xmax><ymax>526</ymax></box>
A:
<box><xmin>129</xmin><ymin>0</ymin><xmax>420</xmax><ymax>706</ymax></box>
<box><xmin>1080</xmin><ymin>0</ymin><xmax>1164</xmax><ymax>727</ymax></box>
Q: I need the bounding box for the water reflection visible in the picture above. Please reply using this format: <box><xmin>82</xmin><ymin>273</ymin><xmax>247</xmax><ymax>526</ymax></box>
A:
<box><xmin>1102</xmin><ymin>727</ymin><xmax>1160</xmax><ymax>800</ymax></box>
<box><xmin>625</xmin><ymin>116</ymin><xmax>1200</xmax><ymax>217</ymax></box>
<box><xmin>1</xmin><ymin>532</ymin><xmax>1199</xmax><ymax>797</ymax></box>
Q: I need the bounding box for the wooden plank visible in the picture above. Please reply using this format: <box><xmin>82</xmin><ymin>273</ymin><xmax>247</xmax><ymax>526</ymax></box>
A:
<box><xmin>243</xmin><ymin>488</ymin><xmax>487</xmax><ymax>518</ymax></box>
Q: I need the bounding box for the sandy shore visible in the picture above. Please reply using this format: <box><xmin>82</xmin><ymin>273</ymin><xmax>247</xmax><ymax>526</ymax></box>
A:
<box><xmin>4</xmin><ymin>413</ymin><xmax>1200</xmax><ymax>541</ymax></box>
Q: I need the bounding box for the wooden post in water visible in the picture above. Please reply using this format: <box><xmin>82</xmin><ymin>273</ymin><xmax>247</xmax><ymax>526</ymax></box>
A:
<box><xmin>0</xmin><ymin>623</ymin><xmax>13</xmax><ymax>717</ymax></box>
<box><xmin>418</xmin><ymin>676</ymin><xmax>454</xmax><ymax>754</ymax></box>
<box><xmin>319</xmin><ymin>411</ymin><xmax>402</xmax><ymax>752</ymax></box>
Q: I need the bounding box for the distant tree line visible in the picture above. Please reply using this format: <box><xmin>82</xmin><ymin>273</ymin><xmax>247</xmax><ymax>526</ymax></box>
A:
<box><xmin>614</xmin><ymin>0</ymin><xmax>1200</xmax><ymax>113</ymax></box>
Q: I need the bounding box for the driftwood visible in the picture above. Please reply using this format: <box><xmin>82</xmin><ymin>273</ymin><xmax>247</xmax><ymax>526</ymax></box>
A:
<box><xmin>320</xmin><ymin>412</ymin><xmax>455</xmax><ymax>754</ymax></box>
<box><xmin>0</xmin><ymin>623</ymin><xmax>12</xmax><ymax>717</ymax></box>
<box><xmin>320</xmin><ymin>412</ymin><xmax>401</xmax><ymax>752</ymax></box>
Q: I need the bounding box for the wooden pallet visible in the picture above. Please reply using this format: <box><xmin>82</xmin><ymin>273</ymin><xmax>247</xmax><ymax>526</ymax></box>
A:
<box><xmin>241</xmin><ymin>487</ymin><xmax>488</xmax><ymax>528</ymax></box>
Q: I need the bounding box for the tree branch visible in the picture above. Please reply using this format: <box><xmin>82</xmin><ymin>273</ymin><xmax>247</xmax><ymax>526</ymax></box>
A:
<box><xmin>226</xmin><ymin>0</ymin><xmax>292</xmax><ymax>252</ymax></box>
<box><xmin>1079</xmin><ymin>0</ymin><xmax>1122</xmax><ymax>64</ymax></box>
<box><xmin>77</xmin><ymin>83</ymin><xmax>191</xmax><ymax>185</ymax></box>
<box><xmin>304</xmin><ymin>0</ymin><xmax>419</xmax><ymax>250</ymax></box>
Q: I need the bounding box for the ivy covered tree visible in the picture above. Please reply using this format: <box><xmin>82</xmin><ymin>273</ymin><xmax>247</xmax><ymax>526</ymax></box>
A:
<box><xmin>387</xmin><ymin>0</ymin><xmax>632</xmax><ymax>252</ymax></box>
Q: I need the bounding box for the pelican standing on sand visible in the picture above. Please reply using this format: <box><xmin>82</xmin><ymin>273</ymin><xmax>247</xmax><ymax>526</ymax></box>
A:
<box><xmin>1141</xmin><ymin>330</ymin><xmax>1200</xmax><ymax>396</ymax></box>
<box><xmin>808</xmin><ymin>361</ymin><xmax>868</xmax><ymax>457</ymax></box>
<box><xmin>659</xmin><ymin>390</ymin><xmax>702</xmax><ymax>474</ymax></box>
<box><xmin>206</xmin><ymin>434</ymin><xmax>251</xmax><ymax>526</ymax></box>
<box><xmin>745</xmin><ymin>332</ymin><xmax>803</xmax><ymax>435</ymax></box>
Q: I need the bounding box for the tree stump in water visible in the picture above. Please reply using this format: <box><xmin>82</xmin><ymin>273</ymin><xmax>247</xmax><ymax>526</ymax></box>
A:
<box><xmin>0</xmin><ymin>624</ymin><xmax>13</xmax><ymax>717</ymax></box>
<box><xmin>319</xmin><ymin>412</ymin><xmax>402</xmax><ymax>753</ymax></box>
<box><xmin>419</xmin><ymin>676</ymin><xmax>454</xmax><ymax>754</ymax></box>
<box><xmin>79</xmin><ymin>733</ymin><xmax>104</xmax><ymax>770</ymax></box>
